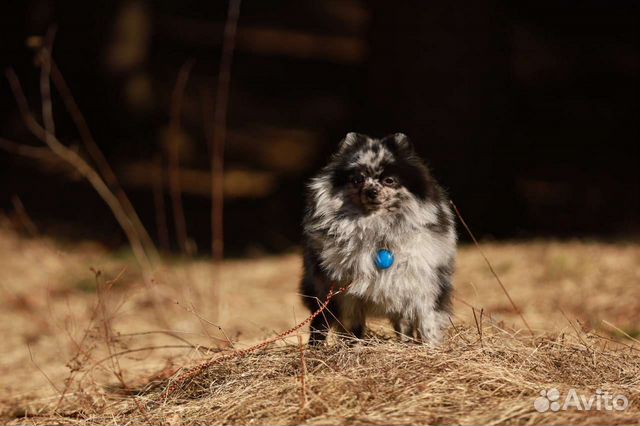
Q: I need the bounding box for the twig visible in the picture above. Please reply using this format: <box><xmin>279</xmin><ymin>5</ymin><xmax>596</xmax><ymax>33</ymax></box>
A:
<box><xmin>167</xmin><ymin>60</ymin><xmax>195</xmax><ymax>255</ymax></box>
<box><xmin>6</xmin><ymin>67</ymin><xmax>154</xmax><ymax>277</ymax></box>
<box><xmin>452</xmin><ymin>294</ymin><xmax>480</xmax><ymax>311</ymax></box>
<box><xmin>559</xmin><ymin>308</ymin><xmax>591</xmax><ymax>350</ymax></box>
<box><xmin>39</xmin><ymin>28</ymin><xmax>57</xmax><ymax>142</ymax></box>
<box><xmin>592</xmin><ymin>331</ymin><xmax>640</xmax><ymax>353</ymax></box>
<box><xmin>37</xmin><ymin>35</ymin><xmax>157</xmax><ymax>276</ymax></box>
<box><xmin>0</xmin><ymin>137</ymin><xmax>54</xmax><ymax>160</ymax></box>
<box><xmin>210</xmin><ymin>0</ymin><xmax>241</xmax><ymax>261</ymax></box>
<box><xmin>447</xmin><ymin>317</ymin><xmax>470</xmax><ymax>344</ymax></box>
<box><xmin>11</xmin><ymin>195</ymin><xmax>39</xmax><ymax>236</ymax></box>
<box><xmin>152</xmin><ymin>155</ymin><xmax>170</xmax><ymax>252</ymax></box>
<box><xmin>450</xmin><ymin>200</ymin><xmax>534</xmax><ymax>336</ymax></box>
<box><xmin>472</xmin><ymin>307</ymin><xmax>483</xmax><ymax>348</ymax></box>
<box><xmin>54</xmin><ymin>283</ymin><xmax>103</xmax><ymax>412</ymax></box>
<box><xmin>294</xmin><ymin>308</ymin><xmax>308</xmax><ymax>415</ymax></box>
<box><xmin>81</xmin><ymin>345</ymin><xmax>213</xmax><ymax>384</ymax></box>
<box><xmin>174</xmin><ymin>300</ymin><xmax>234</xmax><ymax>347</ymax></box>
<box><xmin>479</xmin><ymin>307</ymin><xmax>484</xmax><ymax>345</ymax></box>
<box><xmin>159</xmin><ymin>283</ymin><xmax>344</xmax><ymax>401</ymax></box>
<box><xmin>47</xmin><ymin>57</ymin><xmax>159</xmax><ymax>264</ymax></box>
<box><xmin>602</xmin><ymin>319</ymin><xmax>640</xmax><ymax>345</ymax></box>
<box><xmin>95</xmin><ymin>269</ymin><xmax>152</xmax><ymax>424</ymax></box>
<box><xmin>114</xmin><ymin>330</ymin><xmax>215</xmax><ymax>350</ymax></box>
<box><xmin>53</xmin><ymin>268</ymin><xmax>126</xmax><ymax>412</ymax></box>
<box><xmin>204</xmin><ymin>0</ymin><xmax>241</xmax><ymax>321</ymax></box>
<box><xmin>27</xmin><ymin>344</ymin><xmax>61</xmax><ymax>394</ymax></box>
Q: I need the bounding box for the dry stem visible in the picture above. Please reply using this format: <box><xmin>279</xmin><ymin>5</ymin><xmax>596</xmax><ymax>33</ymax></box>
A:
<box><xmin>210</xmin><ymin>0</ymin><xmax>241</xmax><ymax>261</ymax></box>
<box><xmin>47</xmin><ymin>55</ymin><xmax>159</xmax><ymax>265</ymax></box>
<box><xmin>167</xmin><ymin>60</ymin><xmax>195</xmax><ymax>256</ymax></box>
<box><xmin>5</xmin><ymin>67</ymin><xmax>153</xmax><ymax>275</ymax></box>
<box><xmin>205</xmin><ymin>0</ymin><xmax>241</xmax><ymax>321</ymax></box>
<box><xmin>450</xmin><ymin>200</ymin><xmax>534</xmax><ymax>335</ymax></box>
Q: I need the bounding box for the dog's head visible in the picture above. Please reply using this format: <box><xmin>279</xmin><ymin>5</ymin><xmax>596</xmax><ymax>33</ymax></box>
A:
<box><xmin>323</xmin><ymin>132</ymin><xmax>439</xmax><ymax>214</ymax></box>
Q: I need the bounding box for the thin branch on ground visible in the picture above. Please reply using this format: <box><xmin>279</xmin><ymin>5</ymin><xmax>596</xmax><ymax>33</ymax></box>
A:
<box><xmin>602</xmin><ymin>319</ymin><xmax>640</xmax><ymax>346</ymax></box>
<box><xmin>294</xmin><ymin>308</ymin><xmax>308</xmax><ymax>416</ymax></box>
<box><xmin>173</xmin><ymin>300</ymin><xmax>234</xmax><ymax>347</ymax></box>
<box><xmin>27</xmin><ymin>344</ymin><xmax>61</xmax><ymax>395</ymax></box>
<box><xmin>95</xmin><ymin>269</ymin><xmax>152</xmax><ymax>423</ymax></box>
<box><xmin>159</xmin><ymin>283</ymin><xmax>345</xmax><ymax>401</ymax></box>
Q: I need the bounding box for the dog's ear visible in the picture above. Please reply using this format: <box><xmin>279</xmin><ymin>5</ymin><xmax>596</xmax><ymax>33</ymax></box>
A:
<box><xmin>338</xmin><ymin>132</ymin><xmax>366</xmax><ymax>152</ymax></box>
<box><xmin>382</xmin><ymin>133</ymin><xmax>412</xmax><ymax>151</ymax></box>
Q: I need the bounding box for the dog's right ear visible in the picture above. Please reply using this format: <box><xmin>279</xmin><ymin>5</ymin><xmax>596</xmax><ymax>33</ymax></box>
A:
<box><xmin>338</xmin><ymin>132</ymin><xmax>365</xmax><ymax>152</ymax></box>
<box><xmin>382</xmin><ymin>133</ymin><xmax>412</xmax><ymax>151</ymax></box>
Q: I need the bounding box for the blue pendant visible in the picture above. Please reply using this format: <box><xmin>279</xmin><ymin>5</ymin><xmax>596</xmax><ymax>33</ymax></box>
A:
<box><xmin>375</xmin><ymin>249</ymin><xmax>394</xmax><ymax>270</ymax></box>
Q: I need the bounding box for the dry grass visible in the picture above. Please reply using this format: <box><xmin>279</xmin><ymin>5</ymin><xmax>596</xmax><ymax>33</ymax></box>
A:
<box><xmin>1</xmin><ymin>219</ymin><xmax>640</xmax><ymax>425</ymax></box>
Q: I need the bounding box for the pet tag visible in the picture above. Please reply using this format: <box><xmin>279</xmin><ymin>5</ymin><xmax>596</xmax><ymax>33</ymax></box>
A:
<box><xmin>375</xmin><ymin>249</ymin><xmax>394</xmax><ymax>270</ymax></box>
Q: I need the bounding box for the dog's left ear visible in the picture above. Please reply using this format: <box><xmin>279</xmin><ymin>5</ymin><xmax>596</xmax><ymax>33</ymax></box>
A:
<box><xmin>338</xmin><ymin>132</ymin><xmax>365</xmax><ymax>152</ymax></box>
<box><xmin>382</xmin><ymin>133</ymin><xmax>412</xmax><ymax>151</ymax></box>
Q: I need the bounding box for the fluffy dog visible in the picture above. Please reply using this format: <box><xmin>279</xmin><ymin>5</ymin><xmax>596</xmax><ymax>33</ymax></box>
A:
<box><xmin>300</xmin><ymin>132</ymin><xmax>457</xmax><ymax>345</ymax></box>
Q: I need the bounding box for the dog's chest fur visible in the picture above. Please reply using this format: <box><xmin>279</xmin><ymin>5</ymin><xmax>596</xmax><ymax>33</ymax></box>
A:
<box><xmin>306</xmin><ymin>177</ymin><xmax>456</xmax><ymax>316</ymax></box>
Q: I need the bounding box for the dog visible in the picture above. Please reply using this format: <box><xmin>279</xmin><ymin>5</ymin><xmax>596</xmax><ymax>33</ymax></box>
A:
<box><xmin>300</xmin><ymin>132</ymin><xmax>457</xmax><ymax>345</ymax></box>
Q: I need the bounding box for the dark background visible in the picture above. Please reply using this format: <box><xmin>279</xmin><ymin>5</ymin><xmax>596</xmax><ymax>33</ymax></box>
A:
<box><xmin>1</xmin><ymin>1</ymin><xmax>638</xmax><ymax>256</ymax></box>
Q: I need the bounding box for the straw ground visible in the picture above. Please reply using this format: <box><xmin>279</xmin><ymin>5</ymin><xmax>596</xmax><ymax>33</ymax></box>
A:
<box><xmin>1</xmin><ymin>220</ymin><xmax>639</xmax><ymax>425</ymax></box>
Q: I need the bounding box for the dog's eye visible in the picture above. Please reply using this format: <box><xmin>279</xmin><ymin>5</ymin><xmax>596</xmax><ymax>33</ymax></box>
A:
<box><xmin>352</xmin><ymin>174</ymin><xmax>364</xmax><ymax>185</ymax></box>
<box><xmin>382</xmin><ymin>176</ymin><xmax>396</xmax><ymax>186</ymax></box>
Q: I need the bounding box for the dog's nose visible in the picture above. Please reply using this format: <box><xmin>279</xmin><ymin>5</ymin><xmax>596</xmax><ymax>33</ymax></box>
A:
<box><xmin>365</xmin><ymin>187</ymin><xmax>379</xmax><ymax>200</ymax></box>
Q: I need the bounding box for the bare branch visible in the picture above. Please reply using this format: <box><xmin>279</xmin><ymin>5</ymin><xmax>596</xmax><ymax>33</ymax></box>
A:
<box><xmin>207</xmin><ymin>0</ymin><xmax>241</xmax><ymax>320</ymax></box>
<box><xmin>48</xmin><ymin>58</ymin><xmax>159</xmax><ymax>264</ymax></box>
<box><xmin>6</xmin><ymin>67</ymin><xmax>153</xmax><ymax>276</ymax></box>
<box><xmin>39</xmin><ymin>27</ymin><xmax>57</xmax><ymax>140</ymax></box>
<box><xmin>0</xmin><ymin>137</ymin><xmax>55</xmax><ymax>161</ymax></box>
<box><xmin>11</xmin><ymin>195</ymin><xmax>39</xmax><ymax>236</ymax></box>
<box><xmin>152</xmin><ymin>155</ymin><xmax>170</xmax><ymax>251</ymax></box>
<box><xmin>210</xmin><ymin>0</ymin><xmax>241</xmax><ymax>261</ymax></box>
<box><xmin>167</xmin><ymin>60</ymin><xmax>195</xmax><ymax>255</ymax></box>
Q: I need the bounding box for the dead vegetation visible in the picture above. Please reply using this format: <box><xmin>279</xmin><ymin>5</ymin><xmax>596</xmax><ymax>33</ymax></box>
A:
<box><xmin>1</xmin><ymin>221</ymin><xmax>639</xmax><ymax>425</ymax></box>
<box><xmin>14</xmin><ymin>329</ymin><xmax>640</xmax><ymax>425</ymax></box>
